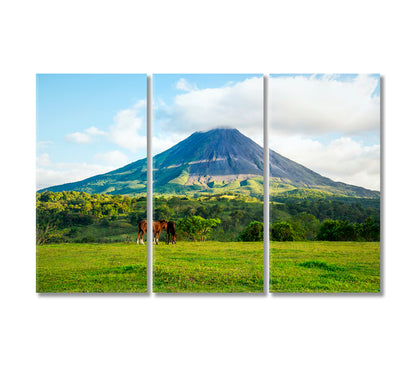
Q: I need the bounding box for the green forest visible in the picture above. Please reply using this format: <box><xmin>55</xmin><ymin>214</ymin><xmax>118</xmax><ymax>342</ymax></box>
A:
<box><xmin>36</xmin><ymin>191</ymin><xmax>380</xmax><ymax>244</ymax></box>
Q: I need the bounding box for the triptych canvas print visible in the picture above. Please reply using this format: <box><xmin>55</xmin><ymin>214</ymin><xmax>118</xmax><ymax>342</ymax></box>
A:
<box><xmin>36</xmin><ymin>74</ymin><xmax>380</xmax><ymax>293</ymax></box>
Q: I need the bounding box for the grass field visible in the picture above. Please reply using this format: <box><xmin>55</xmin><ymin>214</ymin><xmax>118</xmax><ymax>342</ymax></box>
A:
<box><xmin>36</xmin><ymin>243</ymin><xmax>147</xmax><ymax>293</ymax></box>
<box><xmin>36</xmin><ymin>241</ymin><xmax>380</xmax><ymax>293</ymax></box>
<box><xmin>153</xmin><ymin>241</ymin><xmax>264</xmax><ymax>293</ymax></box>
<box><xmin>270</xmin><ymin>241</ymin><xmax>380</xmax><ymax>293</ymax></box>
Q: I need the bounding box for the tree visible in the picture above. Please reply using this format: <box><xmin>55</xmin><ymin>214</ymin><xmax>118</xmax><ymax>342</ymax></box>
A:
<box><xmin>271</xmin><ymin>222</ymin><xmax>295</xmax><ymax>241</ymax></box>
<box><xmin>154</xmin><ymin>204</ymin><xmax>174</xmax><ymax>220</ymax></box>
<box><xmin>238</xmin><ymin>221</ymin><xmax>263</xmax><ymax>241</ymax></box>
<box><xmin>317</xmin><ymin>219</ymin><xmax>358</xmax><ymax>241</ymax></box>
<box><xmin>183</xmin><ymin>206</ymin><xmax>197</xmax><ymax>217</ymax></box>
<box><xmin>359</xmin><ymin>217</ymin><xmax>380</xmax><ymax>241</ymax></box>
<box><xmin>231</xmin><ymin>210</ymin><xmax>245</xmax><ymax>226</ymax></box>
<box><xmin>290</xmin><ymin>212</ymin><xmax>320</xmax><ymax>240</ymax></box>
<box><xmin>36</xmin><ymin>202</ymin><xmax>65</xmax><ymax>245</ymax></box>
<box><xmin>196</xmin><ymin>205</ymin><xmax>208</xmax><ymax>218</ymax></box>
<box><xmin>209</xmin><ymin>204</ymin><xmax>223</xmax><ymax>215</ymax></box>
<box><xmin>177</xmin><ymin>216</ymin><xmax>221</xmax><ymax>241</ymax></box>
<box><xmin>317</xmin><ymin>220</ymin><xmax>340</xmax><ymax>241</ymax></box>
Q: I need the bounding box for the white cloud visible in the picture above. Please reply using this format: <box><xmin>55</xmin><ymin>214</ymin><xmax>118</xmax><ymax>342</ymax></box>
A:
<box><xmin>109</xmin><ymin>101</ymin><xmax>146</xmax><ymax>153</ymax></box>
<box><xmin>270</xmin><ymin>135</ymin><xmax>380</xmax><ymax>190</ymax></box>
<box><xmin>36</xmin><ymin>152</ymin><xmax>51</xmax><ymax>167</ymax></box>
<box><xmin>176</xmin><ymin>78</ymin><xmax>197</xmax><ymax>92</ymax></box>
<box><xmin>63</xmin><ymin>99</ymin><xmax>146</xmax><ymax>155</ymax></box>
<box><xmin>154</xmin><ymin>77</ymin><xmax>264</xmax><ymax>154</ymax></box>
<box><xmin>152</xmin><ymin>134</ymin><xmax>187</xmax><ymax>156</ymax></box>
<box><xmin>65</xmin><ymin>126</ymin><xmax>106</xmax><ymax>144</ymax></box>
<box><xmin>133</xmin><ymin>99</ymin><xmax>146</xmax><ymax>110</ymax></box>
<box><xmin>37</xmin><ymin>151</ymin><xmax>130</xmax><ymax>190</ymax></box>
<box><xmin>65</xmin><ymin>131</ymin><xmax>91</xmax><ymax>143</ymax></box>
<box><xmin>36</xmin><ymin>162</ymin><xmax>114</xmax><ymax>191</ymax></box>
<box><xmin>85</xmin><ymin>126</ymin><xmax>107</xmax><ymax>136</ymax></box>
<box><xmin>37</xmin><ymin>140</ymin><xmax>54</xmax><ymax>150</ymax></box>
<box><xmin>94</xmin><ymin>150</ymin><xmax>129</xmax><ymax>167</ymax></box>
<box><xmin>268</xmin><ymin>74</ymin><xmax>380</xmax><ymax>190</ymax></box>
<box><xmin>269</xmin><ymin>74</ymin><xmax>380</xmax><ymax>136</ymax></box>
<box><xmin>158</xmin><ymin>77</ymin><xmax>263</xmax><ymax>143</ymax></box>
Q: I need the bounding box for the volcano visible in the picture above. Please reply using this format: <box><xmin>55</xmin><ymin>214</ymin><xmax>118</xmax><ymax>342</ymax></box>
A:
<box><xmin>39</xmin><ymin>128</ymin><xmax>379</xmax><ymax>198</ymax></box>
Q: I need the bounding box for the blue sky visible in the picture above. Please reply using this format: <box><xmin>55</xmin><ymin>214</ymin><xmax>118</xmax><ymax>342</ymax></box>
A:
<box><xmin>36</xmin><ymin>73</ymin><xmax>380</xmax><ymax>191</ymax></box>
<box><xmin>37</xmin><ymin>74</ymin><xmax>147</xmax><ymax>189</ymax></box>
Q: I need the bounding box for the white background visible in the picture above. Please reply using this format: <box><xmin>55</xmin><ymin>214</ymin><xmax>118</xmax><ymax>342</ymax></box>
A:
<box><xmin>1</xmin><ymin>1</ymin><xmax>415</xmax><ymax>373</ymax></box>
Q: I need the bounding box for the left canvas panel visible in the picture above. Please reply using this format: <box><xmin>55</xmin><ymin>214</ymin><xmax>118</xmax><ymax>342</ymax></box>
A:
<box><xmin>36</xmin><ymin>74</ymin><xmax>148</xmax><ymax>293</ymax></box>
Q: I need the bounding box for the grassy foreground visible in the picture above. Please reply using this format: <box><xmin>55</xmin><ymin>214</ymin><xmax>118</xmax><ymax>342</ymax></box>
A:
<box><xmin>270</xmin><ymin>241</ymin><xmax>380</xmax><ymax>293</ymax></box>
<box><xmin>153</xmin><ymin>241</ymin><xmax>264</xmax><ymax>293</ymax></box>
<box><xmin>36</xmin><ymin>241</ymin><xmax>380</xmax><ymax>293</ymax></box>
<box><xmin>36</xmin><ymin>243</ymin><xmax>147</xmax><ymax>293</ymax></box>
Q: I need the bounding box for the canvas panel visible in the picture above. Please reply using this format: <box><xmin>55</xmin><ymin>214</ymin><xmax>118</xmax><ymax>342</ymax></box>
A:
<box><xmin>152</xmin><ymin>74</ymin><xmax>264</xmax><ymax>293</ymax></box>
<box><xmin>268</xmin><ymin>74</ymin><xmax>381</xmax><ymax>293</ymax></box>
<box><xmin>36</xmin><ymin>74</ymin><xmax>148</xmax><ymax>293</ymax></box>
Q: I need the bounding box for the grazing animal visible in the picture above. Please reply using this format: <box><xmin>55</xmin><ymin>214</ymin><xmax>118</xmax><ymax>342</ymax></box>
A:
<box><xmin>166</xmin><ymin>220</ymin><xmax>177</xmax><ymax>244</ymax></box>
<box><xmin>137</xmin><ymin>220</ymin><xmax>168</xmax><ymax>245</ymax></box>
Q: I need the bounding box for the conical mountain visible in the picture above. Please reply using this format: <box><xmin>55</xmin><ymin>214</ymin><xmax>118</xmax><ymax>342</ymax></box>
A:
<box><xmin>39</xmin><ymin>128</ymin><xmax>379</xmax><ymax>198</ymax></box>
<box><xmin>153</xmin><ymin>128</ymin><xmax>265</xmax><ymax>192</ymax></box>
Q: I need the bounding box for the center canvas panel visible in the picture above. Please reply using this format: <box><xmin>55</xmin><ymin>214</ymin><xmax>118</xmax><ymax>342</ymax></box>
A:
<box><xmin>151</xmin><ymin>74</ymin><xmax>264</xmax><ymax>293</ymax></box>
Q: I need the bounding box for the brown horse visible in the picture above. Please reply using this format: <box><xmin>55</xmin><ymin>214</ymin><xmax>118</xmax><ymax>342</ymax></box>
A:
<box><xmin>166</xmin><ymin>220</ymin><xmax>177</xmax><ymax>244</ymax></box>
<box><xmin>137</xmin><ymin>220</ymin><xmax>168</xmax><ymax>245</ymax></box>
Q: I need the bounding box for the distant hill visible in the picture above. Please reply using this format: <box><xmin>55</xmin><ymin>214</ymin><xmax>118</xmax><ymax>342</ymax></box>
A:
<box><xmin>39</xmin><ymin>128</ymin><xmax>380</xmax><ymax>199</ymax></box>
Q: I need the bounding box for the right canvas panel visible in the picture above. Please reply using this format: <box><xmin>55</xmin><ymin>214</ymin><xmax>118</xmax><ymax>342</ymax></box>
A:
<box><xmin>269</xmin><ymin>74</ymin><xmax>381</xmax><ymax>293</ymax></box>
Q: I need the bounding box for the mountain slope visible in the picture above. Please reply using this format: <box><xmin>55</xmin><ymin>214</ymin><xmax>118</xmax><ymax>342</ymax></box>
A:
<box><xmin>153</xmin><ymin>128</ymin><xmax>264</xmax><ymax>192</ymax></box>
<box><xmin>39</xmin><ymin>128</ymin><xmax>379</xmax><ymax>198</ymax></box>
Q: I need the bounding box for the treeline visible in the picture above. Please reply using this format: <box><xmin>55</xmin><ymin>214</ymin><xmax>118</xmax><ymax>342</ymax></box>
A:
<box><xmin>270</xmin><ymin>213</ymin><xmax>379</xmax><ymax>241</ymax></box>
<box><xmin>152</xmin><ymin>194</ymin><xmax>262</xmax><ymax>242</ymax></box>
<box><xmin>271</xmin><ymin>198</ymin><xmax>380</xmax><ymax>224</ymax></box>
<box><xmin>239</xmin><ymin>215</ymin><xmax>380</xmax><ymax>242</ymax></box>
<box><xmin>36</xmin><ymin>191</ymin><xmax>380</xmax><ymax>244</ymax></box>
<box><xmin>36</xmin><ymin>191</ymin><xmax>145</xmax><ymax>244</ymax></box>
<box><xmin>37</xmin><ymin>190</ymin><xmax>141</xmax><ymax>218</ymax></box>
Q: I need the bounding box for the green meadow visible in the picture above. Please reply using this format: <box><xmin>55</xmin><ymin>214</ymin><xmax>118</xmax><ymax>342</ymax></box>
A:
<box><xmin>153</xmin><ymin>241</ymin><xmax>264</xmax><ymax>293</ymax></box>
<box><xmin>36</xmin><ymin>243</ymin><xmax>147</xmax><ymax>293</ymax></box>
<box><xmin>36</xmin><ymin>241</ymin><xmax>380</xmax><ymax>293</ymax></box>
<box><xmin>270</xmin><ymin>241</ymin><xmax>380</xmax><ymax>293</ymax></box>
